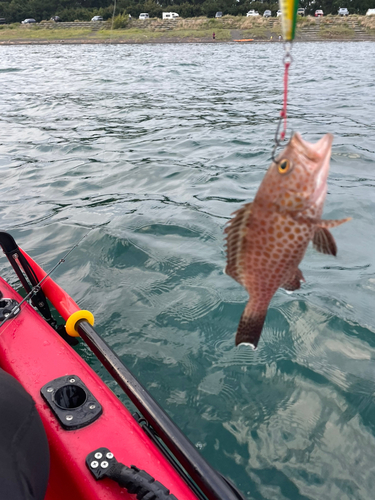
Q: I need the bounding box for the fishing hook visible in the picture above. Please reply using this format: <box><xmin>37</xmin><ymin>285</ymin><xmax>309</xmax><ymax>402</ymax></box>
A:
<box><xmin>271</xmin><ymin>114</ymin><xmax>285</xmax><ymax>163</ymax></box>
<box><xmin>272</xmin><ymin>42</ymin><xmax>294</xmax><ymax>163</ymax></box>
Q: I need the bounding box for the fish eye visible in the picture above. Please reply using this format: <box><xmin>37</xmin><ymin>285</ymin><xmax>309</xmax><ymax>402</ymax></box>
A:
<box><xmin>278</xmin><ymin>159</ymin><xmax>291</xmax><ymax>174</ymax></box>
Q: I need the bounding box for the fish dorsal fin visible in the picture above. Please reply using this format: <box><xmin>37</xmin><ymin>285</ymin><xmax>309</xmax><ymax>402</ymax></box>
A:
<box><xmin>281</xmin><ymin>268</ymin><xmax>305</xmax><ymax>291</ymax></box>
<box><xmin>313</xmin><ymin>227</ymin><xmax>337</xmax><ymax>256</ymax></box>
<box><xmin>224</xmin><ymin>202</ymin><xmax>253</xmax><ymax>285</ymax></box>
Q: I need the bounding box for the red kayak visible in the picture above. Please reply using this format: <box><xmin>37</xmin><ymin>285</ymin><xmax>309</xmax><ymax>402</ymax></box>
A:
<box><xmin>0</xmin><ymin>276</ymin><xmax>196</xmax><ymax>500</ymax></box>
<box><xmin>0</xmin><ymin>231</ymin><xmax>244</xmax><ymax>500</ymax></box>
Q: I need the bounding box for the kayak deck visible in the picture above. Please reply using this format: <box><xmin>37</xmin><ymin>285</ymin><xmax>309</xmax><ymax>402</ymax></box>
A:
<box><xmin>0</xmin><ymin>278</ymin><xmax>197</xmax><ymax>500</ymax></box>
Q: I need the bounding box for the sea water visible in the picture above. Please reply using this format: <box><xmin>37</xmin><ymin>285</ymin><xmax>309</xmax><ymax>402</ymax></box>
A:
<box><xmin>1</xmin><ymin>41</ymin><xmax>375</xmax><ymax>499</ymax></box>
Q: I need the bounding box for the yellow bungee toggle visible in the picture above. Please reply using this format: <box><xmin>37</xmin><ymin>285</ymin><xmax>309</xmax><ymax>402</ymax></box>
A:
<box><xmin>65</xmin><ymin>310</ymin><xmax>95</xmax><ymax>337</ymax></box>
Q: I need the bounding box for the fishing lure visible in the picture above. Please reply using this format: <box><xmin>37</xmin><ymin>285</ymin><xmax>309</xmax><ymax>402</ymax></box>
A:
<box><xmin>279</xmin><ymin>0</ymin><xmax>299</xmax><ymax>42</ymax></box>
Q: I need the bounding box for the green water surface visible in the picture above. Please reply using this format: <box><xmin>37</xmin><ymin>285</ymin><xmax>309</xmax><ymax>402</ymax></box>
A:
<box><xmin>1</xmin><ymin>42</ymin><xmax>375</xmax><ymax>500</ymax></box>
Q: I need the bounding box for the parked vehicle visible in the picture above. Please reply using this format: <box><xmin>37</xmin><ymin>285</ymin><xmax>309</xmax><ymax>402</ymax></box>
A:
<box><xmin>297</xmin><ymin>8</ymin><xmax>305</xmax><ymax>16</ymax></box>
<box><xmin>338</xmin><ymin>8</ymin><xmax>349</xmax><ymax>16</ymax></box>
<box><xmin>50</xmin><ymin>16</ymin><xmax>61</xmax><ymax>22</ymax></box>
<box><xmin>315</xmin><ymin>10</ymin><xmax>324</xmax><ymax>17</ymax></box>
<box><xmin>162</xmin><ymin>12</ymin><xmax>179</xmax><ymax>20</ymax></box>
<box><xmin>247</xmin><ymin>10</ymin><xmax>259</xmax><ymax>17</ymax></box>
<box><xmin>139</xmin><ymin>13</ymin><xmax>149</xmax><ymax>19</ymax></box>
<box><xmin>21</xmin><ymin>18</ymin><xmax>36</xmax><ymax>24</ymax></box>
<box><xmin>263</xmin><ymin>10</ymin><xmax>272</xmax><ymax>18</ymax></box>
<box><xmin>91</xmin><ymin>16</ymin><xmax>103</xmax><ymax>21</ymax></box>
<box><xmin>366</xmin><ymin>8</ymin><xmax>375</xmax><ymax>15</ymax></box>
<box><xmin>277</xmin><ymin>10</ymin><xmax>282</xmax><ymax>17</ymax></box>
<box><xmin>0</xmin><ymin>18</ymin><xmax>6</xmax><ymax>24</ymax></box>
<box><xmin>215</xmin><ymin>11</ymin><xmax>223</xmax><ymax>18</ymax></box>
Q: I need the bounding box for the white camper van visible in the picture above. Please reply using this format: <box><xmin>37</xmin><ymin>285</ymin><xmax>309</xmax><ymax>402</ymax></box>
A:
<box><xmin>162</xmin><ymin>12</ymin><xmax>179</xmax><ymax>20</ymax></box>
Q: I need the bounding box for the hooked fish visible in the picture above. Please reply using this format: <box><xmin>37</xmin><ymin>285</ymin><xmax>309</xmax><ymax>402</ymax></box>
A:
<box><xmin>224</xmin><ymin>133</ymin><xmax>350</xmax><ymax>348</ymax></box>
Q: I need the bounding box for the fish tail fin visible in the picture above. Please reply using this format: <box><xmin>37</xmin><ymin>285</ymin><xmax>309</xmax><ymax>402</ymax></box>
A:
<box><xmin>235</xmin><ymin>302</ymin><xmax>267</xmax><ymax>349</ymax></box>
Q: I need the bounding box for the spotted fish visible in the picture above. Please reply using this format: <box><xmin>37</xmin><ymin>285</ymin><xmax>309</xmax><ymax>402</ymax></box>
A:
<box><xmin>224</xmin><ymin>133</ymin><xmax>350</xmax><ymax>348</ymax></box>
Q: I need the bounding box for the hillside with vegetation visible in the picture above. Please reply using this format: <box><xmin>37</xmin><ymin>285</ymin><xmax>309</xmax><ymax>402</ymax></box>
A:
<box><xmin>0</xmin><ymin>0</ymin><xmax>374</xmax><ymax>23</ymax></box>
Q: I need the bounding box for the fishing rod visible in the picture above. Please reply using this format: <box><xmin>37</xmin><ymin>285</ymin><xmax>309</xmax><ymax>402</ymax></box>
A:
<box><xmin>0</xmin><ymin>231</ymin><xmax>91</xmax><ymax>330</ymax></box>
<box><xmin>0</xmin><ymin>230</ymin><xmax>245</xmax><ymax>500</ymax></box>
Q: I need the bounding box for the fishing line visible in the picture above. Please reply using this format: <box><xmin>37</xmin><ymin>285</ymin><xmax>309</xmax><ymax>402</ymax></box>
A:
<box><xmin>279</xmin><ymin>42</ymin><xmax>293</xmax><ymax>142</ymax></box>
<box><xmin>272</xmin><ymin>43</ymin><xmax>293</xmax><ymax>161</ymax></box>
<box><xmin>272</xmin><ymin>0</ymin><xmax>298</xmax><ymax>162</ymax></box>
<box><xmin>0</xmin><ymin>229</ymin><xmax>93</xmax><ymax>332</ymax></box>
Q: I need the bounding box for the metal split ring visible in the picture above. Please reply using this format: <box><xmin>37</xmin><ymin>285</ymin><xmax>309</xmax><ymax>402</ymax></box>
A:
<box><xmin>283</xmin><ymin>42</ymin><xmax>293</xmax><ymax>65</ymax></box>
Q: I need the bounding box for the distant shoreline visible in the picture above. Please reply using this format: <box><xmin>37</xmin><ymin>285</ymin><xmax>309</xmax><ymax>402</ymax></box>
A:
<box><xmin>0</xmin><ymin>16</ymin><xmax>374</xmax><ymax>45</ymax></box>
<box><xmin>0</xmin><ymin>38</ymin><xmax>374</xmax><ymax>46</ymax></box>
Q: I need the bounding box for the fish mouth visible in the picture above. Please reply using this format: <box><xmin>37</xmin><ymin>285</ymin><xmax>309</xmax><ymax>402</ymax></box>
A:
<box><xmin>293</xmin><ymin>133</ymin><xmax>333</xmax><ymax>204</ymax></box>
<box><xmin>293</xmin><ymin>132</ymin><xmax>333</xmax><ymax>160</ymax></box>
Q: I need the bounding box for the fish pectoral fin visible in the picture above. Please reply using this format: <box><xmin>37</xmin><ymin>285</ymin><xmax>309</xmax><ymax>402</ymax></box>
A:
<box><xmin>313</xmin><ymin>227</ymin><xmax>337</xmax><ymax>256</ymax></box>
<box><xmin>225</xmin><ymin>202</ymin><xmax>253</xmax><ymax>284</ymax></box>
<box><xmin>281</xmin><ymin>268</ymin><xmax>305</xmax><ymax>291</ymax></box>
<box><xmin>317</xmin><ymin>217</ymin><xmax>351</xmax><ymax>229</ymax></box>
<box><xmin>313</xmin><ymin>217</ymin><xmax>351</xmax><ymax>256</ymax></box>
<box><xmin>235</xmin><ymin>305</ymin><xmax>267</xmax><ymax>349</ymax></box>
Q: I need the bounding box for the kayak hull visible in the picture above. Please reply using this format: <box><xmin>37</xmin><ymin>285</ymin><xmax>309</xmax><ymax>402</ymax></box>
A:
<box><xmin>0</xmin><ymin>278</ymin><xmax>197</xmax><ymax>500</ymax></box>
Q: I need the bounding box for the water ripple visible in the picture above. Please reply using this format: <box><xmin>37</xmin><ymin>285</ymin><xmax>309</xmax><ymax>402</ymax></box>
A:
<box><xmin>1</xmin><ymin>42</ymin><xmax>375</xmax><ymax>500</ymax></box>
